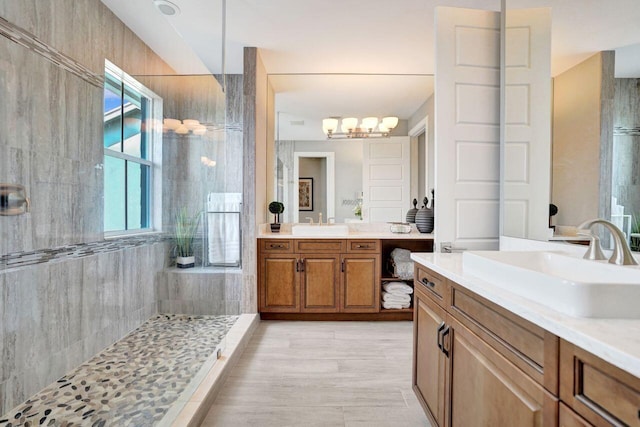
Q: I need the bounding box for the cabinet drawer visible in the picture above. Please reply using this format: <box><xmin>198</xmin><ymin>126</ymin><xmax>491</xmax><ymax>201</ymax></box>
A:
<box><xmin>347</xmin><ymin>240</ymin><xmax>380</xmax><ymax>253</ymax></box>
<box><xmin>560</xmin><ymin>339</ymin><xmax>640</xmax><ymax>427</ymax></box>
<box><xmin>450</xmin><ymin>285</ymin><xmax>558</xmax><ymax>393</ymax></box>
<box><xmin>261</xmin><ymin>239</ymin><xmax>293</xmax><ymax>253</ymax></box>
<box><xmin>295</xmin><ymin>239</ymin><xmax>346</xmax><ymax>253</ymax></box>
<box><xmin>415</xmin><ymin>265</ymin><xmax>448</xmax><ymax>304</ymax></box>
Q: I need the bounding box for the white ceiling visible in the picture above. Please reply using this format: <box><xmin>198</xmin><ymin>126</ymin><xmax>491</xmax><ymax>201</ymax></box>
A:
<box><xmin>102</xmin><ymin>0</ymin><xmax>640</xmax><ymax>139</ymax></box>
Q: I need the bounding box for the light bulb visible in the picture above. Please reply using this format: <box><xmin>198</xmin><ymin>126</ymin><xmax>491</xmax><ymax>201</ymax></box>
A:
<box><xmin>362</xmin><ymin>117</ymin><xmax>379</xmax><ymax>132</ymax></box>
<box><xmin>382</xmin><ymin>116</ymin><xmax>399</xmax><ymax>130</ymax></box>
<box><xmin>342</xmin><ymin>117</ymin><xmax>358</xmax><ymax>132</ymax></box>
<box><xmin>193</xmin><ymin>125</ymin><xmax>207</xmax><ymax>135</ymax></box>
<box><xmin>322</xmin><ymin>118</ymin><xmax>338</xmax><ymax>135</ymax></box>
<box><xmin>182</xmin><ymin>119</ymin><xmax>200</xmax><ymax>130</ymax></box>
<box><xmin>175</xmin><ymin>124</ymin><xmax>189</xmax><ymax>134</ymax></box>
<box><xmin>163</xmin><ymin>118</ymin><xmax>181</xmax><ymax>130</ymax></box>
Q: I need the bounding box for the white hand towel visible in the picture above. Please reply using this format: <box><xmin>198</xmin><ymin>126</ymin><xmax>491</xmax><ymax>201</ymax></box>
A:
<box><xmin>382</xmin><ymin>292</ymin><xmax>411</xmax><ymax>303</ymax></box>
<box><xmin>207</xmin><ymin>193</ymin><xmax>242</xmax><ymax>265</ymax></box>
<box><xmin>383</xmin><ymin>281</ymin><xmax>413</xmax><ymax>295</ymax></box>
<box><xmin>382</xmin><ymin>300</ymin><xmax>411</xmax><ymax>310</ymax></box>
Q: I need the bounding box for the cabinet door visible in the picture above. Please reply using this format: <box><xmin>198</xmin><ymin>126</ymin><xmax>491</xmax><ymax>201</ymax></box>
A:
<box><xmin>340</xmin><ymin>254</ymin><xmax>380</xmax><ymax>312</ymax></box>
<box><xmin>300</xmin><ymin>254</ymin><xmax>340</xmax><ymax>313</ymax></box>
<box><xmin>448</xmin><ymin>318</ymin><xmax>556</xmax><ymax>427</ymax></box>
<box><xmin>413</xmin><ymin>287</ymin><xmax>448</xmax><ymax>427</ymax></box>
<box><xmin>260</xmin><ymin>254</ymin><xmax>299</xmax><ymax>312</ymax></box>
<box><xmin>559</xmin><ymin>403</ymin><xmax>592</xmax><ymax>427</ymax></box>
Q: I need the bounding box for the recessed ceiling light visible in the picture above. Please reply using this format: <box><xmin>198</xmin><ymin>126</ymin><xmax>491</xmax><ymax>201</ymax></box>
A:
<box><xmin>153</xmin><ymin>0</ymin><xmax>181</xmax><ymax>16</ymax></box>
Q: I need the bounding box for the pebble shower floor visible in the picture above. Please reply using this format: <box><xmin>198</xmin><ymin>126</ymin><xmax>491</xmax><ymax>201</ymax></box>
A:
<box><xmin>0</xmin><ymin>314</ymin><xmax>238</xmax><ymax>427</ymax></box>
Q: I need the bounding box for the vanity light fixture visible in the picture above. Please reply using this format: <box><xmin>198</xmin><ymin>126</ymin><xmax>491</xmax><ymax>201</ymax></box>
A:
<box><xmin>322</xmin><ymin>116</ymin><xmax>399</xmax><ymax>139</ymax></box>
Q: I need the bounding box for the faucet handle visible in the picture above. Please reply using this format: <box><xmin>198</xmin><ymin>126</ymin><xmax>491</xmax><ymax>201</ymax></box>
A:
<box><xmin>305</xmin><ymin>217</ymin><xmax>314</xmax><ymax>225</ymax></box>
<box><xmin>577</xmin><ymin>231</ymin><xmax>607</xmax><ymax>261</ymax></box>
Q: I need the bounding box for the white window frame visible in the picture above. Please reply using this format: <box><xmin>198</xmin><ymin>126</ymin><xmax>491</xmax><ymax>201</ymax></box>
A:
<box><xmin>104</xmin><ymin>60</ymin><xmax>163</xmax><ymax>237</ymax></box>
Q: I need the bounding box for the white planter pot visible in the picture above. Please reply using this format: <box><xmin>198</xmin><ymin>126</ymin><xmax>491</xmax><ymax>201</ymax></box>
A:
<box><xmin>176</xmin><ymin>256</ymin><xmax>195</xmax><ymax>268</ymax></box>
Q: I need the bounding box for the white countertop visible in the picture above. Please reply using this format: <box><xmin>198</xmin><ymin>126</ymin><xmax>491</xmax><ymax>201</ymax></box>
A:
<box><xmin>258</xmin><ymin>223</ymin><xmax>434</xmax><ymax>239</ymax></box>
<box><xmin>259</xmin><ymin>230</ymin><xmax>435</xmax><ymax>239</ymax></box>
<box><xmin>411</xmin><ymin>252</ymin><xmax>640</xmax><ymax>379</ymax></box>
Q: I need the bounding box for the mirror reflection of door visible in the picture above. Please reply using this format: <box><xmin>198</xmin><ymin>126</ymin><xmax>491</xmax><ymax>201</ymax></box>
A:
<box><xmin>292</xmin><ymin>152</ymin><xmax>335</xmax><ymax>223</ymax></box>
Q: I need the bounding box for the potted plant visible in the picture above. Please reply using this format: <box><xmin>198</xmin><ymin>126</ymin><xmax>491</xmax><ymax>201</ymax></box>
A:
<box><xmin>174</xmin><ymin>207</ymin><xmax>201</xmax><ymax>268</ymax></box>
<box><xmin>268</xmin><ymin>201</ymin><xmax>285</xmax><ymax>233</ymax></box>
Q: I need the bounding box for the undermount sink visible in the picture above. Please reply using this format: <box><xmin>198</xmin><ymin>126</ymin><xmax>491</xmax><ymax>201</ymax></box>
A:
<box><xmin>291</xmin><ymin>224</ymin><xmax>350</xmax><ymax>236</ymax></box>
<box><xmin>462</xmin><ymin>251</ymin><xmax>640</xmax><ymax>319</ymax></box>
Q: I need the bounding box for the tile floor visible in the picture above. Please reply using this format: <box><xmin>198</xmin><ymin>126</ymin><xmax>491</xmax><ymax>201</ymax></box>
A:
<box><xmin>0</xmin><ymin>315</ymin><xmax>237</xmax><ymax>427</ymax></box>
<box><xmin>201</xmin><ymin>321</ymin><xmax>431</xmax><ymax>427</ymax></box>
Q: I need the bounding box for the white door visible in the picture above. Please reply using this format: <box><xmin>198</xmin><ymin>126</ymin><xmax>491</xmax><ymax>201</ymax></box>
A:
<box><xmin>362</xmin><ymin>136</ymin><xmax>411</xmax><ymax>223</ymax></box>
<box><xmin>503</xmin><ymin>8</ymin><xmax>552</xmax><ymax>241</ymax></box>
<box><xmin>435</xmin><ymin>7</ymin><xmax>501</xmax><ymax>251</ymax></box>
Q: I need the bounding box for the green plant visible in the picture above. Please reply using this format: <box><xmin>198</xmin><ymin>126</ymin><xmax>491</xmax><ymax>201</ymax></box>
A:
<box><xmin>268</xmin><ymin>201</ymin><xmax>284</xmax><ymax>223</ymax></box>
<box><xmin>174</xmin><ymin>207</ymin><xmax>201</xmax><ymax>257</ymax></box>
<box><xmin>268</xmin><ymin>201</ymin><xmax>284</xmax><ymax>215</ymax></box>
<box><xmin>353</xmin><ymin>202</ymin><xmax>362</xmax><ymax>219</ymax></box>
<box><xmin>631</xmin><ymin>213</ymin><xmax>640</xmax><ymax>251</ymax></box>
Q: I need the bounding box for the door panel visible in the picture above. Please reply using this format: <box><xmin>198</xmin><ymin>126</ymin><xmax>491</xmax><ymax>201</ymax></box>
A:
<box><xmin>301</xmin><ymin>255</ymin><xmax>340</xmax><ymax>312</ymax></box>
<box><xmin>341</xmin><ymin>255</ymin><xmax>379</xmax><ymax>312</ymax></box>
<box><xmin>362</xmin><ymin>137</ymin><xmax>411</xmax><ymax>223</ymax></box>
<box><xmin>448</xmin><ymin>319</ymin><xmax>553</xmax><ymax>427</ymax></box>
<box><xmin>414</xmin><ymin>289</ymin><xmax>448</xmax><ymax>426</ymax></box>
<box><xmin>261</xmin><ymin>255</ymin><xmax>299</xmax><ymax>312</ymax></box>
<box><xmin>435</xmin><ymin>7</ymin><xmax>501</xmax><ymax>250</ymax></box>
<box><xmin>503</xmin><ymin>8</ymin><xmax>552</xmax><ymax>240</ymax></box>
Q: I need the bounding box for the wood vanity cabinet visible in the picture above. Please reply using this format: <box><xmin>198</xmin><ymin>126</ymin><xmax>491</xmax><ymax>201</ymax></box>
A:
<box><xmin>259</xmin><ymin>239</ymin><xmax>380</xmax><ymax>316</ymax></box>
<box><xmin>414</xmin><ymin>263</ymin><xmax>640</xmax><ymax>427</ymax></box>
<box><xmin>413</xmin><ymin>264</ymin><xmax>558</xmax><ymax>427</ymax></box>
<box><xmin>559</xmin><ymin>340</ymin><xmax>640</xmax><ymax>427</ymax></box>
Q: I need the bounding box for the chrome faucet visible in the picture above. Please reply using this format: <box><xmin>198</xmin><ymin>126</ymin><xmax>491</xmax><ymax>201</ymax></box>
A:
<box><xmin>577</xmin><ymin>219</ymin><xmax>638</xmax><ymax>265</ymax></box>
<box><xmin>318</xmin><ymin>213</ymin><xmax>323</xmax><ymax>226</ymax></box>
<box><xmin>305</xmin><ymin>217</ymin><xmax>314</xmax><ymax>225</ymax></box>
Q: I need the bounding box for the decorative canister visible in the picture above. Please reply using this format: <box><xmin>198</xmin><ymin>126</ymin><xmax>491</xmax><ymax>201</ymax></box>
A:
<box><xmin>405</xmin><ymin>198</ymin><xmax>419</xmax><ymax>223</ymax></box>
<box><xmin>415</xmin><ymin>196</ymin><xmax>434</xmax><ymax>234</ymax></box>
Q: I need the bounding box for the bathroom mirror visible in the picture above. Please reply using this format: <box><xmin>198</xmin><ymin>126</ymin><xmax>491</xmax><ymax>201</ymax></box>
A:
<box><xmin>502</xmin><ymin>1</ymin><xmax>640</xmax><ymax>247</ymax></box>
<box><xmin>269</xmin><ymin>74</ymin><xmax>435</xmax><ymax>223</ymax></box>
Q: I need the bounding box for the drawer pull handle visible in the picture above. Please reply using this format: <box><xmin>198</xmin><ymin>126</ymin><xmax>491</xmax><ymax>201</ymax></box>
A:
<box><xmin>300</xmin><ymin>258</ymin><xmax>305</xmax><ymax>272</ymax></box>
<box><xmin>441</xmin><ymin>326</ymin><xmax>450</xmax><ymax>358</ymax></box>
<box><xmin>355</xmin><ymin>244</ymin><xmax>369</xmax><ymax>249</ymax></box>
<box><xmin>270</xmin><ymin>244</ymin><xmax>284</xmax><ymax>249</ymax></box>
<box><xmin>421</xmin><ymin>278</ymin><xmax>435</xmax><ymax>288</ymax></box>
<box><xmin>437</xmin><ymin>322</ymin><xmax>446</xmax><ymax>352</ymax></box>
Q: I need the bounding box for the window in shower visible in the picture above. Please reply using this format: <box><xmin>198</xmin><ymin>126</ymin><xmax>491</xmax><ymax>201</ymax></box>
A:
<box><xmin>103</xmin><ymin>61</ymin><xmax>161</xmax><ymax>235</ymax></box>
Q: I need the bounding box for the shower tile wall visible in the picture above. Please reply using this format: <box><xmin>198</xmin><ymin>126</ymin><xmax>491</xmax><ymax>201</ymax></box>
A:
<box><xmin>0</xmin><ymin>241</ymin><xmax>166</xmax><ymax>415</ymax></box>
<box><xmin>157</xmin><ymin>270</ymin><xmax>243</xmax><ymax>315</ymax></box>
<box><xmin>0</xmin><ymin>0</ymin><xmax>173</xmax><ymax>416</ymax></box>
<box><xmin>0</xmin><ymin>0</ymin><xmax>175</xmax><ymax>255</ymax></box>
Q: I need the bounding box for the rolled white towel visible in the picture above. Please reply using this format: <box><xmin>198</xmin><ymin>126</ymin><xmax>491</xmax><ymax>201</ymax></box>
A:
<box><xmin>383</xmin><ymin>281</ymin><xmax>413</xmax><ymax>295</ymax></box>
<box><xmin>382</xmin><ymin>300</ymin><xmax>411</xmax><ymax>310</ymax></box>
<box><xmin>382</xmin><ymin>292</ymin><xmax>411</xmax><ymax>303</ymax></box>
